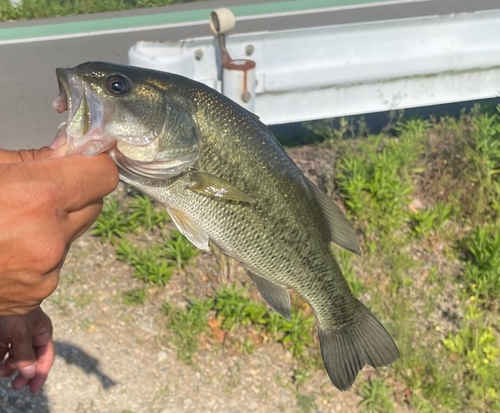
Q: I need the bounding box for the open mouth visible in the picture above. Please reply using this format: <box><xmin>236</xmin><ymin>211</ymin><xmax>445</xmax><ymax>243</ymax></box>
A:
<box><xmin>53</xmin><ymin>66</ymin><xmax>200</xmax><ymax>181</ymax></box>
<box><xmin>52</xmin><ymin>69</ymin><xmax>110</xmax><ymax>156</ymax></box>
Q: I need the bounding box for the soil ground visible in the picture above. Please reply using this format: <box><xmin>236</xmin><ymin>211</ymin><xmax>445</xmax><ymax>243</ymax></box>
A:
<box><xmin>0</xmin><ymin>146</ymin><xmax>406</xmax><ymax>413</ymax></box>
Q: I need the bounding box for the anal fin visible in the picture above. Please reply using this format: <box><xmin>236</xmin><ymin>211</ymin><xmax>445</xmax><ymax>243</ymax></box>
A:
<box><xmin>245</xmin><ymin>269</ymin><xmax>291</xmax><ymax>320</ymax></box>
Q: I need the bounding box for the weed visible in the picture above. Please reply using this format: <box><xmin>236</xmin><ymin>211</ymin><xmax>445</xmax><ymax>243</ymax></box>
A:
<box><xmin>409</xmin><ymin>201</ymin><xmax>452</xmax><ymax>238</ymax></box>
<box><xmin>335</xmin><ymin>248</ymin><xmax>364</xmax><ymax>297</ymax></box>
<box><xmin>0</xmin><ymin>0</ymin><xmax>205</xmax><ymax>21</ymax></box>
<box><xmin>212</xmin><ymin>284</ymin><xmax>255</xmax><ymax>331</ymax></box>
<box><xmin>336</xmin><ymin>124</ymin><xmax>426</xmax><ymax>252</ymax></box>
<box><xmin>292</xmin><ymin>368</ymin><xmax>312</xmax><ymax>387</ymax></box>
<box><xmin>358</xmin><ymin>378</ymin><xmax>396</xmax><ymax>413</ymax></box>
<box><xmin>163</xmin><ymin>298</ymin><xmax>213</xmax><ymax>364</ymax></box>
<box><xmin>123</xmin><ymin>288</ymin><xmax>147</xmax><ymax>306</ymax></box>
<box><xmin>91</xmin><ymin>197</ymin><xmax>131</xmax><ymax>243</ymax></box>
<box><xmin>461</xmin><ymin>226</ymin><xmax>500</xmax><ymax>303</ymax></box>
<box><xmin>278</xmin><ymin>311</ymin><xmax>314</xmax><ymax>360</ymax></box>
<box><xmin>296</xmin><ymin>392</ymin><xmax>317</xmax><ymax>413</ymax></box>
<box><xmin>80</xmin><ymin>317</ymin><xmax>95</xmax><ymax>330</ymax></box>
<box><xmin>442</xmin><ymin>304</ymin><xmax>500</xmax><ymax>410</ymax></box>
<box><xmin>116</xmin><ymin>239</ymin><xmax>174</xmax><ymax>286</ymax></box>
<box><xmin>164</xmin><ymin>230</ymin><xmax>199</xmax><ymax>269</ymax></box>
<box><xmin>128</xmin><ymin>194</ymin><xmax>170</xmax><ymax>231</ymax></box>
<box><xmin>304</xmin><ymin>116</ymin><xmax>370</xmax><ymax>144</ymax></box>
<box><xmin>82</xmin><ymin>105</ymin><xmax>500</xmax><ymax>410</ymax></box>
<box><xmin>212</xmin><ymin>284</ymin><xmax>314</xmax><ymax>361</ymax></box>
<box><xmin>162</xmin><ymin>284</ymin><xmax>315</xmax><ymax>367</ymax></box>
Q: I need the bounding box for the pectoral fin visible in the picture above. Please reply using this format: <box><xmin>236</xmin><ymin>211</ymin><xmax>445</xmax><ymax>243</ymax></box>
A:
<box><xmin>188</xmin><ymin>172</ymin><xmax>255</xmax><ymax>203</ymax></box>
<box><xmin>306</xmin><ymin>178</ymin><xmax>360</xmax><ymax>255</ymax></box>
<box><xmin>167</xmin><ymin>207</ymin><xmax>210</xmax><ymax>251</ymax></box>
<box><xmin>245</xmin><ymin>268</ymin><xmax>291</xmax><ymax>320</ymax></box>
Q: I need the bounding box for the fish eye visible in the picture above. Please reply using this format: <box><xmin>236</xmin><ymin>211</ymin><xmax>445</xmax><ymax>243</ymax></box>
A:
<box><xmin>106</xmin><ymin>75</ymin><xmax>130</xmax><ymax>95</ymax></box>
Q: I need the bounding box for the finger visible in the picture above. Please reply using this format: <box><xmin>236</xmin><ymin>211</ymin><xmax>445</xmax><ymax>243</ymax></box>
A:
<box><xmin>0</xmin><ymin>354</ymin><xmax>17</xmax><ymax>378</ymax></box>
<box><xmin>11</xmin><ymin>373</ymin><xmax>30</xmax><ymax>390</ymax></box>
<box><xmin>10</xmin><ymin>335</ymin><xmax>36</xmax><ymax>379</ymax></box>
<box><xmin>49</xmin><ymin>124</ymin><xmax>68</xmax><ymax>151</ymax></box>
<box><xmin>2</xmin><ymin>354</ymin><xmax>15</xmax><ymax>368</ymax></box>
<box><xmin>0</xmin><ymin>363</ymin><xmax>17</xmax><ymax>378</ymax></box>
<box><xmin>0</xmin><ymin>343</ymin><xmax>8</xmax><ymax>362</ymax></box>
<box><xmin>29</xmin><ymin>337</ymin><xmax>54</xmax><ymax>393</ymax></box>
<box><xmin>49</xmin><ymin>154</ymin><xmax>118</xmax><ymax>211</ymax></box>
<box><xmin>67</xmin><ymin>199</ymin><xmax>103</xmax><ymax>243</ymax></box>
<box><xmin>0</xmin><ymin>366</ymin><xmax>16</xmax><ymax>377</ymax></box>
<box><xmin>48</xmin><ymin>142</ymin><xmax>69</xmax><ymax>159</ymax></box>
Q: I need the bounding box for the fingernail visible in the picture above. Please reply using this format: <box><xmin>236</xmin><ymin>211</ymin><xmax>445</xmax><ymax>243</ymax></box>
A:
<box><xmin>19</xmin><ymin>364</ymin><xmax>36</xmax><ymax>379</ymax></box>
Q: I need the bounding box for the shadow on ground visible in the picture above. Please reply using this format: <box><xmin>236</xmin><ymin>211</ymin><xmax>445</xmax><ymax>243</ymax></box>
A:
<box><xmin>0</xmin><ymin>341</ymin><xmax>116</xmax><ymax>413</ymax></box>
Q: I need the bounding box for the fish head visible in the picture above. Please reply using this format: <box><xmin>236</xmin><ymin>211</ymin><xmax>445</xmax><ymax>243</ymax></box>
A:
<box><xmin>53</xmin><ymin>61</ymin><xmax>200</xmax><ymax>179</ymax></box>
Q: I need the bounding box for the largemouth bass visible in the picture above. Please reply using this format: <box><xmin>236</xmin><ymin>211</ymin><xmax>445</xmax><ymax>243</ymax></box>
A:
<box><xmin>53</xmin><ymin>62</ymin><xmax>399</xmax><ymax>390</ymax></box>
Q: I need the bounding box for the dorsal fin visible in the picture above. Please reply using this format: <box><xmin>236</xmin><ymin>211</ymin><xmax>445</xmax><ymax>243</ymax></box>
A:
<box><xmin>305</xmin><ymin>178</ymin><xmax>360</xmax><ymax>255</ymax></box>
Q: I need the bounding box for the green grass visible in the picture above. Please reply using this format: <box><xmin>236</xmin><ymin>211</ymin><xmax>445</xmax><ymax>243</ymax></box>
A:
<box><xmin>161</xmin><ymin>284</ymin><xmax>316</xmax><ymax>368</ymax></box>
<box><xmin>92</xmin><ymin>192</ymin><xmax>171</xmax><ymax>243</ymax></box>
<box><xmin>307</xmin><ymin>105</ymin><xmax>500</xmax><ymax>412</ymax></box>
<box><xmin>163</xmin><ymin>298</ymin><xmax>213</xmax><ymax>364</ymax></box>
<box><xmin>164</xmin><ymin>230</ymin><xmax>199</xmax><ymax>269</ymax></box>
<box><xmin>93</xmin><ymin>191</ymin><xmax>198</xmax><ymax>285</ymax></box>
<box><xmin>212</xmin><ymin>284</ymin><xmax>315</xmax><ymax>361</ymax></box>
<box><xmin>91</xmin><ymin>197</ymin><xmax>131</xmax><ymax>244</ymax></box>
<box><xmin>358</xmin><ymin>378</ymin><xmax>396</xmax><ymax>413</ymax></box>
<box><xmin>92</xmin><ymin>104</ymin><xmax>500</xmax><ymax>412</ymax></box>
<box><xmin>442</xmin><ymin>304</ymin><xmax>500</xmax><ymax>409</ymax></box>
<box><xmin>460</xmin><ymin>226</ymin><xmax>500</xmax><ymax>304</ymax></box>
<box><xmin>114</xmin><ymin>231</ymin><xmax>198</xmax><ymax>285</ymax></box>
<box><xmin>0</xmin><ymin>0</ymin><xmax>205</xmax><ymax>22</ymax></box>
<box><xmin>123</xmin><ymin>287</ymin><xmax>147</xmax><ymax>306</ymax></box>
<box><xmin>116</xmin><ymin>239</ymin><xmax>176</xmax><ymax>286</ymax></box>
<box><xmin>127</xmin><ymin>194</ymin><xmax>171</xmax><ymax>231</ymax></box>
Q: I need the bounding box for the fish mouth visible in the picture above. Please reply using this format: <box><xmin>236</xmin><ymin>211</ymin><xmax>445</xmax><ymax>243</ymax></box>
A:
<box><xmin>53</xmin><ymin>65</ymin><xmax>199</xmax><ymax>180</ymax></box>
<box><xmin>53</xmin><ymin>68</ymin><xmax>111</xmax><ymax>156</ymax></box>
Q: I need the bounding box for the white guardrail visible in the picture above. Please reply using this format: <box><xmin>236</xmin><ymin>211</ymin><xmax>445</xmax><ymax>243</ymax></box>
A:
<box><xmin>129</xmin><ymin>8</ymin><xmax>500</xmax><ymax>125</ymax></box>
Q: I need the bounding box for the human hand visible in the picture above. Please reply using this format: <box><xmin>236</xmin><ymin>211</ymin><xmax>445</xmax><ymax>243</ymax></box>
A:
<box><xmin>0</xmin><ymin>147</ymin><xmax>118</xmax><ymax>315</ymax></box>
<box><xmin>0</xmin><ymin>307</ymin><xmax>54</xmax><ymax>393</ymax></box>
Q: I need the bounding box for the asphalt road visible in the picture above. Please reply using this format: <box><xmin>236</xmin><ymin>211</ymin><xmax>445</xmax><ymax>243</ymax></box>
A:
<box><xmin>1</xmin><ymin>0</ymin><xmax>499</xmax><ymax>149</ymax></box>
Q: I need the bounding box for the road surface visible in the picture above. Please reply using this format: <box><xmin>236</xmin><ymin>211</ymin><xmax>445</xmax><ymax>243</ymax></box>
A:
<box><xmin>0</xmin><ymin>0</ymin><xmax>498</xmax><ymax>149</ymax></box>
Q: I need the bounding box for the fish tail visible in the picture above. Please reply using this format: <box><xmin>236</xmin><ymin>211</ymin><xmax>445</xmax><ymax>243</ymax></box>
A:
<box><xmin>317</xmin><ymin>301</ymin><xmax>399</xmax><ymax>391</ymax></box>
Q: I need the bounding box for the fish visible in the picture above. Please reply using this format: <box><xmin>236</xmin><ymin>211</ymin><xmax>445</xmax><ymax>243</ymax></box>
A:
<box><xmin>53</xmin><ymin>61</ymin><xmax>399</xmax><ymax>391</ymax></box>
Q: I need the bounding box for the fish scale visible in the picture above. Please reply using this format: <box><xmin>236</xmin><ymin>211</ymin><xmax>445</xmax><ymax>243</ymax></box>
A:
<box><xmin>184</xmin><ymin>85</ymin><xmax>352</xmax><ymax>326</ymax></box>
<box><xmin>54</xmin><ymin>61</ymin><xmax>399</xmax><ymax>391</ymax></box>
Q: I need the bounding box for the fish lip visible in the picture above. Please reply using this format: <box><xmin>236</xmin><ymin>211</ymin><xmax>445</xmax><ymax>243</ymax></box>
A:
<box><xmin>53</xmin><ymin>68</ymin><xmax>111</xmax><ymax>156</ymax></box>
<box><xmin>53</xmin><ymin>69</ymin><xmax>84</xmax><ymax>134</ymax></box>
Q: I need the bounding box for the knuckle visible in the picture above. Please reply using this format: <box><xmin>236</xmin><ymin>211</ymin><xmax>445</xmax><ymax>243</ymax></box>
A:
<box><xmin>38</xmin><ymin>274</ymin><xmax>60</xmax><ymax>300</ymax></box>
<box><xmin>35</xmin><ymin>240</ymin><xmax>67</xmax><ymax>275</ymax></box>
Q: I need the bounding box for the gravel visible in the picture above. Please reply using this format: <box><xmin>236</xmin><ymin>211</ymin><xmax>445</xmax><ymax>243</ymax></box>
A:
<box><xmin>1</xmin><ymin>146</ymin><xmax>403</xmax><ymax>413</ymax></box>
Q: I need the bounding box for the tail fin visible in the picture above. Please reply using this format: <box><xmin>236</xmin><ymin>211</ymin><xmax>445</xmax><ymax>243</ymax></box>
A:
<box><xmin>318</xmin><ymin>302</ymin><xmax>399</xmax><ymax>391</ymax></box>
